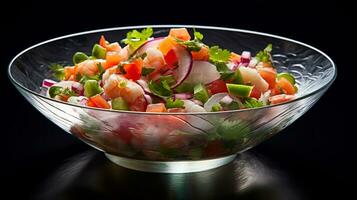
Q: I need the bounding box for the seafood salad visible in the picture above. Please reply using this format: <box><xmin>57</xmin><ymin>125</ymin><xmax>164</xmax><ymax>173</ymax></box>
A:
<box><xmin>43</xmin><ymin>27</ymin><xmax>298</xmax><ymax>112</ymax></box>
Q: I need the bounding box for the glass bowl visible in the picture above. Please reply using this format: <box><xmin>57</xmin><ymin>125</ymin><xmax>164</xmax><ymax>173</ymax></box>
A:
<box><xmin>8</xmin><ymin>25</ymin><xmax>336</xmax><ymax>173</ymax></box>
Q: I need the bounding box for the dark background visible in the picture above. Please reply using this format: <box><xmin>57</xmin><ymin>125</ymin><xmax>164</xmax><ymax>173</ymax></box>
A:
<box><xmin>1</xmin><ymin>0</ymin><xmax>355</xmax><ymax>199</ymax></box>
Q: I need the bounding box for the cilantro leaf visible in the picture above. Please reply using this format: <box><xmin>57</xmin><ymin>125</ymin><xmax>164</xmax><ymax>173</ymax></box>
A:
<box><xmin>160</xmin><ymin>75</ymin><xmax>176</xmax><ymax>86</ymax></box>
<box><xmin>193</xmin><ymin>28</ymin><xmax>203</xmax><ymax>41</ymax></box>
<box><xmin>255</xmin><ymin>44</ymin><xmax>273</xmax><ymax>62</ymax></box>
<box><xmin>174</xmin><ymin>83</ymin><xmax>195</xmax><ymax>93</ymax></box>
<box><xmin>50</xmin><ymin>64</ymin><xmax>65</xmax><ymax>80</ymax></box>
<box><xmin>209</xmin><ymin>46</ymin><xmax>231</xmax><ymax>63</ymax></box>
<box><xmin>48</xmin><ymin>86</ymin><xmax>76</xmax><ymax>98</ymax></box>
<box><xmin>148</xmin><ymin>80</ymin><xmax>173</xmax><ymax>97</ymax></box>
<box><xmin>121</xmin><ymin>27</ymin><xmax>153</xmax><ymax>50</ymax></box>
<box><xmin>166</xmin><ymin>98</ymin><xmax>185</xmax><ymax>109</ymax></box>
<box><xmin>62</xmin><ymin>88</ymin><xmax>77</xmax><ymax>96</ymax></box>
<box><xmin>175</xmin><ymin>29</ymin><xmax>204</xmax><ymax>52</ymax></box>
<box><xmin>141</xmin><ymin>68</ymin><xmax>155</xmax><ymax>76</ymax></box>
<box><xmin>79</xmin><ymin>74</ymin><xmax>101</xmax><ymax>84</ymax></box>
<box><xmin>242</xmin><ymin>97</ymin><xmax>264</xmax><ymax>108</ymax></box>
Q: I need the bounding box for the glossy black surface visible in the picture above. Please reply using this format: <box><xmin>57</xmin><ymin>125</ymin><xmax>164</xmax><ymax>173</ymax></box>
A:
<box><xmin>2</xmin><ymin>0</ymin><xmax>354</xmax><ymax>199</ymax></box>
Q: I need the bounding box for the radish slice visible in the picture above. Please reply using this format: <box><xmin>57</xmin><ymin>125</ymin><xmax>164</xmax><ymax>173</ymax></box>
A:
<box><xmin>42</xmin><ymin>79</ymin><xmax>57</xmax><ymax>88</ymax></box>
<box><xmin>183</xmin><ymin>61</ymin><xmax>220</xmax><ymax>85</ymax></box>
<box><xmin>239</xmin><ymin>67</ymin><xmax>269</xmax><ymax>92</ymax></box>
<box><xmin>134</xmin><ymin>37</ymin><xmax>165</xmax><ymax>56</ymax></box>
<box><xmin>203</xmin><ymin>93</ymin><xmax>229</xmax><ymax>111</ymax></box>
<box><xmin>171</xmin><ymin>45</ymin><xmax>193</xmax><ymax>88</ymax></box>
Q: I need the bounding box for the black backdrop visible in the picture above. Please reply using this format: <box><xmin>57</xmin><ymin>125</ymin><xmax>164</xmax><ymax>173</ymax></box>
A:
<box><xmin>1</xmin><ymin>1</ymin><xmax>355</xmax><ymax>199</ymax></box>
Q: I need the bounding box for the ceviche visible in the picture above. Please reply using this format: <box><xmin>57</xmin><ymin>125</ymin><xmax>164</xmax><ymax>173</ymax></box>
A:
<box><xmin>43</xmin><ymin>27</ymin><xmax>298</xmax><ymax>112</ymax></box>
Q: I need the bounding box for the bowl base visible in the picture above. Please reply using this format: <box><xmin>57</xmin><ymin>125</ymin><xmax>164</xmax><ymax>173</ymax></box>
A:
<box><xmin>105</xmin><ymin>153</ymin><xmax>236</xmax><ymax>173</ymax></box>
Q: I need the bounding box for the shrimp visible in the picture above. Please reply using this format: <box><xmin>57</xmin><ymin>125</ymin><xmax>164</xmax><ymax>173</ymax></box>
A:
<box><xmin>77</xmin><ymin>59</ymin><xmax>106</xmax><ymax>76</ymax></box>
<box><xmin>103</xmin><ymin>74</ymin><xmax>145</xmax><ymax>105</ymax></box>
<box><xmin>143</xmin><ymin>47</ymin><xmax>165</xmax><ymax>69</ymax></box>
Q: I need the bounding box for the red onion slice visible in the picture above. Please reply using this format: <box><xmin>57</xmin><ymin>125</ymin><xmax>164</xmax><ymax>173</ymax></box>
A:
<box><xmin>42</xmin><ymin>79</ymin><xmax>57</xmax><ymax>88</ymax></box>
<box><xmin>71</xmin><ymin>82</ymin><xmax>84</xmax><ymax>96</ymax></box>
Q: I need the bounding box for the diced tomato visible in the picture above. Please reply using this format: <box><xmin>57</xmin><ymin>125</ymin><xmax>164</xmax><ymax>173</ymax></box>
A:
<box><xmin>89</xmin><ymin>94</ymin><xmax>111</xmax><ymax>109</ymax></box>
<box><xmin>191</xmin><ymin>46</ymin><xmax>209</xmax><ymax>61</ymax></box>
<box><xmin>250</xmin><ymin>86</ymin><xmax>261</xmax><ymax>99</ymax></box>
<box><xmin>208</xmin><ymin>80</ymin><xmax>228</xmax><ymax>94</ymax></box>
<box><xmin>64</xmin><ymin>66</ymin><xmax>74</xmax><ymax>80</ymax></box>
<box><xmin>130</xmin><ymin>96</ymin><xmax>147</xmax><ymax>112</ymax></box>
<box><xmin>164</xmin><ymin>49</ymin><xmax>178</xmax><ymax>66</ymax></box>
<box><xmin>230</xmin><ymin>52</ymin><xmax>241</xmax><ymax>64</ymax></box>
<box><xmin>169</xmin><ymin>28</ymin><xmax>191</xmax><ymax>41</ymax></box>
<box><xmin>269</xmin><ymin>94</ymin><xmax>294</xmax><ymax>104</ymax></box>
<box><xmin>106</xmin><ymin>51</ymin><xmax>122</xmax><ymax>68</ymax></box>
<box><xmin>99</xmin><ymin>35</ymin><xmax>108</xmax><ymax>48</ymax></box>
<box><xmin>146</xmin><ymin>103</ymin><xmax>167</xmax><ymax>112</ymax></box>
<box><xmin>277</xmin><ymin>77</ymin><xmax>295</xmax><ymax>95</ymax></box>
<box><xmin>124</xmin><ymin>59</ymin><xmax>143</xmax><ymax>81</ymax></box>
<box><xmin>158</xmin><ymin>36</ymin><xmax>177</xmax><ymax>55</ymax></box>
<box><xmin>258</xmin><ymin>67</ymin><xmax>277</xmax><ymax>89</ymax></box>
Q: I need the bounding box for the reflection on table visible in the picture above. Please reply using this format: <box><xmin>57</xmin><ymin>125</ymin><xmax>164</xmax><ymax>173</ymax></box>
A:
<box><xmin>35</xmin><ymin>150</ymin><xmax>302</xmax><ymax>200</ymax></box>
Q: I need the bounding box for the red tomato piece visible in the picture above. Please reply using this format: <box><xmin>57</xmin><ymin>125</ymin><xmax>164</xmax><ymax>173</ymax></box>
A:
<box><xmin>208</xmin><ymin>80</ymin><xmax>228</xmax><ymax>94</ymax></box>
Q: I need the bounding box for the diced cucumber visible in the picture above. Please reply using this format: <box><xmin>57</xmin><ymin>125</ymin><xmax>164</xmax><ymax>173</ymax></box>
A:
<box><xmin>112</xmin><ymin>97</ymin><xmax>129</xmax><ymax>111</ymax></box>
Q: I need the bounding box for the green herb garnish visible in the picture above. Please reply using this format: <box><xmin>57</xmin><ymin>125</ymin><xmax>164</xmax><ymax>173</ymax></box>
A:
<box><xmin>121</xmin><ymin>27</ymin><xmax>153</xmax><ymax>50</ymax></box>
<box><xmin>166</xmin><ymin>98</ymin><xmax>185</xmax><ymax>109</ymax></box>
<box><xmin>50</xmin><ymin>64</ymin><xmax>65</xmax><ymax>80</ymax></box>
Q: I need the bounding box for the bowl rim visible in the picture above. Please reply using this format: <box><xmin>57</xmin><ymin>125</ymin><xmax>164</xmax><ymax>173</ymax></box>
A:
<box><xmin>8</xmin><ymin>24</ymin><xmax>337</xmax><ymax>115</ymax></box>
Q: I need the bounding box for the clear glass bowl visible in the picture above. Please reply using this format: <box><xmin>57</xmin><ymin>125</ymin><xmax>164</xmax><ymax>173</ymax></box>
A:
<box><xmin>8</xmin><ymin>25</ymin><xmax>336</xmax><ymax>173</ymax></box>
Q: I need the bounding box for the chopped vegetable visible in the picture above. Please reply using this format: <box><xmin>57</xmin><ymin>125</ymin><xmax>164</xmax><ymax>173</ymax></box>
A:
<box><xmin>277</xmin><ymin>72</ymin><xmax>295</xmax><ymax>85</ymax></box>
<box><xmin>122</xmin><ymin>27</ymin><xmax>153</xmax><ymax>50</ymax></box>
<box><xmin>242</xmin><ymin>97</ymin><xmax>264</xmax><ymax>108</ymax></box>
<box><xmin>209</xmin><ymin>46</ymin><xmax>231</xmax><ymax>63</ymax></box>
<box><xmin>89</xmin><ymin>94</ymin><xmax>110</xmax><ymax>109</ymax></box>
<box><xmin>169</xmin><ymin>28</ymin><xmax>191</xmax><ymax>41</ymax></box>
<box><xmin>166</xmin><ymin>98</ymin><xmax>185</xmax><ymax>109</ymax></box>
<box><xmin>92</xmin><ymin>44</ymin><xmax>107</xmax><ymax>59</ymax></box>
<box><xmin>45</xmin><ymin>27</ymin><xmax>297</xmax><ymax>114</ymax></box>
<box><xmin>112</xmin><ymin>97</ymin><xmax>129</xmax><ymax>110</ymax></box>
<box><xmin>50</xmin><ymin>64</ymin><xmax>65</xmax><ymax>80</ymax></box>
<box><xmin>73</xmin><ymin>52</ymin><xmax>89</xmax><ymax>64</ymax></box>
<box><xmin>146</xmin><ymin>103</ymin><xmax>167</xmax><ymax>112</ymax></box>
<box><xmin>194</xmin><ymin>83</ymin><xmax>210</xmax><ymax>103</ymax></box>
<box><xmin>211</xmin><ymin>103</ymin><xmax>223</xmax><ymax>112</ymax></box>
<box><xmin>226</xmin><ymin>83</ymin><xmax>253</xmax><ymax>97</ymax></box>
<box><xmin>255</xmin><ymin>44</ymin><xmax>272</xmax><ymax>62</ymax></box>
<box><xmin>148</xmin><ymin>80</ymin><xmax>173</xmax><ymax>97</ymax></box>
<box><xmin>84</xmin><ymin>80</ymin><xmax>103</xmax><ymax>97</ymax></box>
